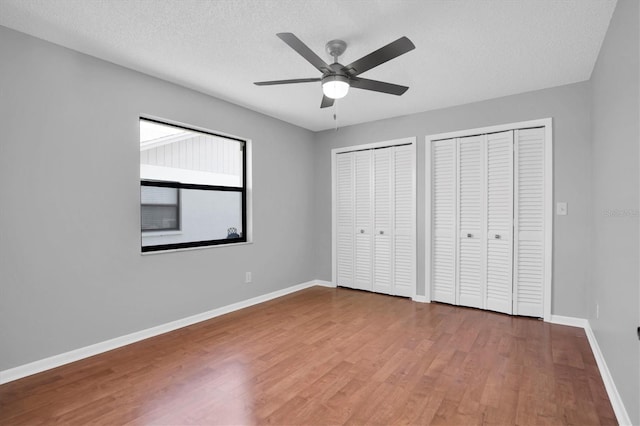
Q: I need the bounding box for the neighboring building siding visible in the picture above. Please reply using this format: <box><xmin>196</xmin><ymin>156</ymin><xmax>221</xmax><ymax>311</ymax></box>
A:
<box><xmin>140</xmin><ymin>134</ymin><xmax>242</xmax><ymax>177</ymax></box>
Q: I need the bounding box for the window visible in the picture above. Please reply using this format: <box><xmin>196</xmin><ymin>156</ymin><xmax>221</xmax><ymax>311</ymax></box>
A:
<box><xmin>140</xmin><ymin>118</ymin><xmax>247</xmax><ymax>252</ymax></box>
<box><xmin>141</xmin><ymin>185</ymin><xmax>180</xmax><ymax>231</ymax></box>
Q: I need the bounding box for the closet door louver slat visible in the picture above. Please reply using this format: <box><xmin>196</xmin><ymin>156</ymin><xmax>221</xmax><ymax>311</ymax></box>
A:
<box><xmin>514</xmin><ymin>128</ymin><xmax>545</xmax><ymax>317</ymax></box>
<box><xmin>431</xmin><ymin>139</ymin><xmax>457</xmax><ymax>304</ymax></box>
<box><xmin>485</xmin><ymin>131</ymin><xmax>514</xmax><ymax>315</ymax></box>
<box><xmin>393</xmin><ymin>145</ymin><xmax>415</xmax><ymax>297</ymax></box>
<box><xmin>336</xmin><ymin>153</ymin><xmax>354</xmax><ymax>289</ymax></box>
<box><xmin>457</xmin><ymin>135</ymin><xmax>485</xmax><ymax>308</ymax></box>
<box><xmin>373</xmin><ymin>148</ymin><xmax>393</xmax><ymax>295</ymax></box>
<box><xmin>354</xmin><ymin>150</ymin><xmax>373</xmax><ymax>292</ymax></box>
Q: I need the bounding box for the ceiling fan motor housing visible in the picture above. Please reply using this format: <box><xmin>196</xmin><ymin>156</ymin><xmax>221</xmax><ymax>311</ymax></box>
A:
<box><xmin>325</xmin><ymin>62</ymin><xmax>348</xmax><ymax>77</ymax></box>
<box><xmin>322</xmin><ymin>73</ymin><xmax>349</xmax><ymax>85</ymax></box>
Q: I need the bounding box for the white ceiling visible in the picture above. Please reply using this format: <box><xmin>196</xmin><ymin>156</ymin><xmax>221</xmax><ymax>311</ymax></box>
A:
<box><xmin>0</xmin><ymin>0</ymin><xmax>617</xmax><ymax>132</ymax></box>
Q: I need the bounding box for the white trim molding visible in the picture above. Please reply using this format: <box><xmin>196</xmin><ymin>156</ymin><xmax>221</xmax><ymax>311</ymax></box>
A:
<box><xmin>0</xmin><ymin>280</ymin><xmax>334</xmax><ymax>385</ymax></box>
<box><xmin>583</xmin><ymin>324</ymin><xmax>632</xmax><ymax>426</ymax></box>
<box><xmin>314</xmin><ymin>280</ymin><xmax>337</xmax><ymax>288</ymax></box>
<box><xmin>549</xmin><ymin>315</ymin><xmax>589</xmax><ymax>328</ymax></box>
<box><xmin>331</xmin><ymin>136</ymin><xmax>417</xmax><ymax>155</ymax></box>
<box><xmin>549</xmin><ymin>315</ymin><xmax>632</xmax><ymax>425</ymax></box>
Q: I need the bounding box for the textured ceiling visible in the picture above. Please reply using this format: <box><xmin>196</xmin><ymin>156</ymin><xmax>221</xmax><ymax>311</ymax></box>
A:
<box><xmin>0</xmin><ymin>0</ymin><xmax>617</xmax><ymax>131</ymax></box>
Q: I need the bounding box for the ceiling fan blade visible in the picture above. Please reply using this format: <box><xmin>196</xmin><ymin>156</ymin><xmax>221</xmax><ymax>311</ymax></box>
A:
<box><xmin>342</xmin><ymin>36</ymin><xmax>415</xmax><ymax>76</ymax></box>
<box><xmin>254</xmin><ymin>78</ymin><xmax>321</xmax><ymax>86</ymax></box>
<box><xmin>349</xmin><ymin>77</ymin><xmax>409</xmax><ymax>95</ymax></box>
<box><xmin>277</xmin><ymin>33</ymin><xmax>331</xmax><ymax>74</ymax></box>
<box><xmin>320</xmin><ymin>95</ymin><xmax>335</xmax><ymax>108</ymax></box>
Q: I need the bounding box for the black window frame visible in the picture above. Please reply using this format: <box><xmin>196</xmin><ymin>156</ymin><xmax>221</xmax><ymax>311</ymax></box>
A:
<box><xmin>140</xmin><ymin>118</ymin><xmax>247</xmax><ymax>253</ymax></box>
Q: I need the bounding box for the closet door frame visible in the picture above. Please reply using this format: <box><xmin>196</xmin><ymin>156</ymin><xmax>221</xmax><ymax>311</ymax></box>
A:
<box><xmin>425</xmin><ymin>118</ymin><xmax>552</xmax><ymax>321</ymax></box>
<box><xmin>332</xmin><ymin>137</ymin><xmax>417</xmax><ymax>299</ymax></box>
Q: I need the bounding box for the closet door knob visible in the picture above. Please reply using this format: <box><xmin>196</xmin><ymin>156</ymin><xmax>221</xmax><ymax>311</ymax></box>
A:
<box><xmin>379</xmin><ymin>230</ymin><xmax>384</xmax><ymax>235</ymax></box>
<box><xmin>495</xmin><ymin>234</ymin><xmax>501</xmax><ymax>239</ymax></box>
<box><xmin>360</xmin><ymin>229</ymin><xmax>365</xmax><ymax>234</ymax></box>
<box><xmin>467</xmin><ymin>233</ymin><xmax>473</xmax><ymax>238</ymax></box>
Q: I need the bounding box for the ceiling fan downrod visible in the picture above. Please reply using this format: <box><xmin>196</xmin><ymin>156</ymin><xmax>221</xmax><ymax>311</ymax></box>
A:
<box><xmin>325</xmin><ymin>39</ymin><xmax>347</xmax><ymax>63</ymax></box>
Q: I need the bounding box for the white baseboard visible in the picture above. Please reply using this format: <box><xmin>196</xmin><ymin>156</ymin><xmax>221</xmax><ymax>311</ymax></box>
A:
<box><xmin>549</xmin><ymin>314</ymin><xmax>589</xmax><ymax>328</ymax></box>
<box><xmin>412</xmin><ymin>295</ymin><xmax>430</xmax><ymax>303</ymax></box>
<box><xmin>549</xmin><ymin>315</ymin><xmax>631</xmax><ymax>425</ymax></box>
<box><xmin>314</xmin><ymin>280</ymin><xmax>336</xmax><ymax>288</ymax></box>
<box><xmin>0</xmin><ymin>280</ymin><xmax>329</xmax><ymax>385</ymax></box>
<box><xmin>583</xmin><ymin>321</ymin><xmax>632</xmax><ymax>426</ymax></box>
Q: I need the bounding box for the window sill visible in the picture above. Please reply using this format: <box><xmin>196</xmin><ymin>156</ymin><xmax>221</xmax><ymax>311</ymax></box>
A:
<box><xmin>141</xmin><ymin>241</ymin><xmax>253</xmax><ymax>255</ymax></box>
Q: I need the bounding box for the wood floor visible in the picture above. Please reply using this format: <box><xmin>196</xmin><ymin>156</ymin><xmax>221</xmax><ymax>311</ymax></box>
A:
<box><xmin>0</xmin><ymin>287</ymin><xmax>616</xmax><ymax>425</ymax></box>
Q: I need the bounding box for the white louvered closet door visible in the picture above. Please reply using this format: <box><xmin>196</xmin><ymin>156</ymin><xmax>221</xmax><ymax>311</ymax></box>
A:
<box><xmin>335</xmin><ymin>142</ymin><xmax>415</xmax><ymax>298</ymax></box>
<box><xmin>393</xmin><ymin>145</ymin><xmax>415</xmax><ymax>297</ymax></box>
<box><xmin>335</xmin><ymin>153</ymin><xmax>355</xmax><ymax>289</ymax></box>
<box><xmin>485</xmin><ymin>131</ymin><xmax>514</xmax><ymax>314</ymax></box>
<box><xmin>373</xmin><ymin>147</ymin><xmax>393</xmax><ymax>295</ymax></box>
<box><xmin>354</xmin><ymin>150</ymin><xmax>373</xmax><ymax>292</ymax></box>
<box><xmin>514</xmin><ymin>128</ymin><xmax>545</xmax><ymax>317</ymax></box>
<box><xmin>457</xmin><ymin>136</ymin><xmax>485</xmax><ymax>309</ymax></box>
<box><xmin>431</xmin><ymin>139</ymin><xmax>457</xmax><ymax>304</ymax></box>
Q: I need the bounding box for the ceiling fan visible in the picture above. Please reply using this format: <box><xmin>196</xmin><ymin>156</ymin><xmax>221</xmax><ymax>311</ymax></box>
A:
<box><xmin>254</xmin><ymin>33</ymin><xmax>415</xmax><ymax>108</ymax></box>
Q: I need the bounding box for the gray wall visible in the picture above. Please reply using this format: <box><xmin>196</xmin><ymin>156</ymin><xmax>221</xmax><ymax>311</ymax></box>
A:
<box><xmin>0</xmin><ymin>26</ymin><xmax>317</xmax><ymax>371</ymax></box>
<box><xmin>313</xmin><ymin>82</ymin><xmax>592</xmax><ymax>319</ymax></box>
<box><xmin>589</xmin><ymin>0</ymin><xmax>640</xmax><ymax>423</ymax></box>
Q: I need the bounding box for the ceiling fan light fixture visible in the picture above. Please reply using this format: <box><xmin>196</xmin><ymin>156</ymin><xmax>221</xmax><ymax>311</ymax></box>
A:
<box><xmin>322</xmin><ymin>75</ymin><xmax>350</xmax><ymax>99</ymax></box>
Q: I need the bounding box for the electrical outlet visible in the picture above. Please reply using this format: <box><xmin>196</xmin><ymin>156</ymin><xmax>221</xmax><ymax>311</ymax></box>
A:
<box><xmin>245</xmin><ymin>272</ymin><xmax>252</xmax><ymax>283</ymax></box>
<box><xmin>557</xmin><ymin>202</ymin><xmax>568</xmax><ymax>215</ymax></box>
